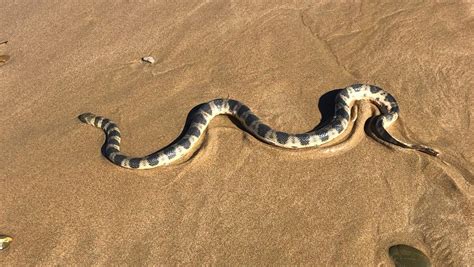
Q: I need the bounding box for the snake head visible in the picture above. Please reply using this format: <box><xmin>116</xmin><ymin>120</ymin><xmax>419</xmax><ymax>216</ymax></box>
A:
<box><xmin>78</xmin><ymin>113</ymin><xmax>96</xmax><ymax>124</ymax></box>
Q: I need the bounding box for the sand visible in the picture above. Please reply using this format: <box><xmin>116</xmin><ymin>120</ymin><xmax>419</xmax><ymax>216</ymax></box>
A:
<box><xmin>1</xmin><ymin>1</ymin><xmax>473</xmax><ymax>265</ymax></box>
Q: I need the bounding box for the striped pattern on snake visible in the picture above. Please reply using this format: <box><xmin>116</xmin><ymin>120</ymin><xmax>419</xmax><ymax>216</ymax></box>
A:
<box><xmin>79</xmin><ymin>84</ymin><xmax>438</xmax><ymax>169</ymax></box>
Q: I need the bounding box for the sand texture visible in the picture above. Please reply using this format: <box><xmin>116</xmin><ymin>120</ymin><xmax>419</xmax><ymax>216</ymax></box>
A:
<box><xmin>1</xmin><ymin>1</ymin><xmax>473</xmax><ymax>265</ymax></box>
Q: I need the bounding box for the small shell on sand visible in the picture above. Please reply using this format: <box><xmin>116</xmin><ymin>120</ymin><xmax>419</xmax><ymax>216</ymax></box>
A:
<box><xmin>141</xmin><ymin>56</ymin><xmax>155</xmax><ymax>64</ymax></box>
<box><xmin>0</xmin><ymin>235</ymin><xmax>13</xmax><ymax>250</ymax></box>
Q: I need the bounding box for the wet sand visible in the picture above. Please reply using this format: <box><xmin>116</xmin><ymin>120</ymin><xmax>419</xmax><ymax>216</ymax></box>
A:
<box><xmin>1</xmin><ymin>1</ymin><xmax>473</xmax><ymax>265</ymax></box>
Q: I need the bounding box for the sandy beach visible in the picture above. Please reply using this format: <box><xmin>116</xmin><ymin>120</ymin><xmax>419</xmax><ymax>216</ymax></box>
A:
<box><xmin>1</xmin><ymin>1</ymin><xmax>473</xmax><ymax>265</ymax></box>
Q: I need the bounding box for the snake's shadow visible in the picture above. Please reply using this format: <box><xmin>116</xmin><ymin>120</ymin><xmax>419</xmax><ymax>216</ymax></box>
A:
<box><xmin>313</xmin><ymin>88</ymin><xmax>340</xmax><ymax>131</ymax></box>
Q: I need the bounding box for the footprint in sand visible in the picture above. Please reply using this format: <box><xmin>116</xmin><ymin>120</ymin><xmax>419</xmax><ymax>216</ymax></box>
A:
<box><xmin>389</xmin><ymin>244</ymin><xmax>431</xmax><ymax>267</ymax></box>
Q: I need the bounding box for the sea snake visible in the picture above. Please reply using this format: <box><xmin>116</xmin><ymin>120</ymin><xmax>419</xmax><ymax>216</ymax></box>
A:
<box><xmin>79</xmin><ymin>84</ymin><xmax>438</xmax><ymax>169</ymax></box>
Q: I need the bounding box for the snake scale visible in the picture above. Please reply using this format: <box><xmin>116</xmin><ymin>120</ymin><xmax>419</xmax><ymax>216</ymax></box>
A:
<box><xmin>79</xmin><ymin>84</ymin><xmax>438</xmax><ymax>169</ymax></box>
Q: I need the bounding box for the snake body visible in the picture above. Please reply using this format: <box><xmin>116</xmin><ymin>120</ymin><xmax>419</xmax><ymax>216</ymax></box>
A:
<box><xmin>79</xmin><ymin>84</ymin><xmax>438</xmax><ymax>169</ymax></box>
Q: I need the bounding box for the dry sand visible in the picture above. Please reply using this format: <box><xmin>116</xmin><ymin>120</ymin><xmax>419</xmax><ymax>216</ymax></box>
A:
<box><xmin>1</xmin><ymin>1</ymin><xmax>473</xmax><ymax>265</ymax></box>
